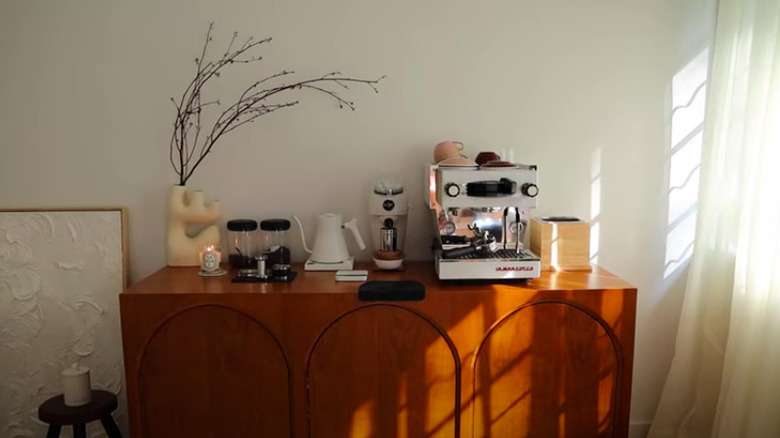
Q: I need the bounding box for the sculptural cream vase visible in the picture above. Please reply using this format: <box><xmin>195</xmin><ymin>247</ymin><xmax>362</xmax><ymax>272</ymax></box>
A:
<box><xmin>166</xmin><ymin>185</ymin><xmax>222</xmax><ymax>266</ymax></box>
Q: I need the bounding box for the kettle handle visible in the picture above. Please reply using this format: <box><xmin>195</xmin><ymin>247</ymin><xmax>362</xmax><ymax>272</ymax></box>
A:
<box><xmin>343</xmin><ymin>219</ymin><xmax>366</xmax><ymax>251</ymax></box>
<box><xmin>291</xmin><ymin>215</ymin><xmax>313</xmax><ymax>254</ymax></box>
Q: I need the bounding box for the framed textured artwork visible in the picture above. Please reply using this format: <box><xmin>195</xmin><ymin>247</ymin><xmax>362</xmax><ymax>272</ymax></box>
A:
<box><xmin>0</xmin><ymin>208</ymin><xmax>128</xmax><ymax>437</ymax></box>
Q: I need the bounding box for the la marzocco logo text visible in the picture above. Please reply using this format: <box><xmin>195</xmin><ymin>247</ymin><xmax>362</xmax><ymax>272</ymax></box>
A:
<box><xmin>496</xmin><ymin>266</ymin><xmax>534</xmax><ymax>271</ymax></box>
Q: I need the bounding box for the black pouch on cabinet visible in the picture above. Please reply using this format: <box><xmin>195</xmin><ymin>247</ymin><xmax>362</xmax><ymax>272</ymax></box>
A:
<box><xmin>358</xmin><ymin>281</ymin><xmax>425</xmax><ymax>302</ymax></box>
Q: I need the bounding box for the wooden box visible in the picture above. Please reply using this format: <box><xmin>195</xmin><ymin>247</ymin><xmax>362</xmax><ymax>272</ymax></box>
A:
<box><xmin>530</xmin><ymin>217</ymin><xmax>592</xmax><ymax>271</ymax></box>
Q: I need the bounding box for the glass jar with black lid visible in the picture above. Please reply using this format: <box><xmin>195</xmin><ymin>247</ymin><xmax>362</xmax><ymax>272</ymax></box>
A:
<box><xmin>260</xmin><ymin>219</ymin><xmax>291</xmax><ymax>275</ymax></box>
<box><xmin>227</xmin><ymin>219</ymin><xmax>258</xmax><ymax>269</ymax></box>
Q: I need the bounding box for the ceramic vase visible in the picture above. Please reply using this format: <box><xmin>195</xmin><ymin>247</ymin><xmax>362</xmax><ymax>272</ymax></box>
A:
<box><xmin>166</xmin><ymin>185</ymin><xmax>221</xmax><ymax>266</ymax></box>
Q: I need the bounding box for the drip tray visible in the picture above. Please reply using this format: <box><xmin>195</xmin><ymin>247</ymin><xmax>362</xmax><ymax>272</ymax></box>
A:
<box><xmin>448</xmin><ymin>249</ymin><xmax>537</xmax><ymax>261</ymax></box>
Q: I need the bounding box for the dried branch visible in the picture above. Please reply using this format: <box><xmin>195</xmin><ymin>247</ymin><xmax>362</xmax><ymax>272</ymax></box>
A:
<box><xmin>169</xmin><ymin>23</ymin><xmax>384</xmax><ymax>185</ymax></box>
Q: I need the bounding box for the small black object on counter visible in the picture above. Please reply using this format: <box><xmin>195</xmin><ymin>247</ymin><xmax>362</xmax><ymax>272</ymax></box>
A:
<box><xmin>231</xmin><ymin>269</ymin><xmax>297</xmax><ymax>283</ymax></box>
<box><xmin>358</xmin><ymin>280</ymin><xmax>425</xmax><ymax>301</ymax></box>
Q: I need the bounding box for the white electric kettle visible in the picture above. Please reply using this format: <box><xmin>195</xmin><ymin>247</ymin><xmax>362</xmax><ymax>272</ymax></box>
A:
<box><xmin>292</xmin><ymin>213</ymin><xmax>366</xmax><ymax>271</ymax></box>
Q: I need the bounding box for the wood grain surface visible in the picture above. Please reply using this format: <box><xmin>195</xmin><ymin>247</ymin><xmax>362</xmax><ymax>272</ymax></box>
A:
<box><xmin>307</xmin><ymin>304</ymin><xmax>459</xmax><ymax>438</ymax></box>
<box><xmin>473</xmin><ymin>302</ymin><xmax>618</xmax><ymax>437</ymax></box>
<box><xmin>120</xmin><ymin>262</ymin><xmax>636</xmax><ymax>438</ymax></box>
<box><xmin>138</xmin><ymin>305</ymin><xmax>291</xmax><ymax>437</ymax></box>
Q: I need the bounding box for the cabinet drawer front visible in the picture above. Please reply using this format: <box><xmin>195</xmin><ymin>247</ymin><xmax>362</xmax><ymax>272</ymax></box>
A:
<box><xmin>307</xmin><ymin>304</ymin><xmax>460</xmax><ymax>438</ymax></box>
<box><xmin>473</xmin><ymin>301</ymin><xmax>621</xmax><ymax>438</ymax></box>
<box><xmin>138</xmin><ymin>305</ymin><xmax>292</xmax><ymax>438</ymax></box>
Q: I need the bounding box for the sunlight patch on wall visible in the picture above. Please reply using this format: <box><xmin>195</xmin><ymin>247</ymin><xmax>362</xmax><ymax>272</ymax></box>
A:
<box><xmin>668</xmin><ymin>132</ymin><xmax>702</xmax><ymax>226</ymax></box>
<box><xmin>551</xmin><ymin>222</ymin><xmax>560</xmax><ymax>268</ymax></box>
<box><xmin>590</xmin><ymin>147</ymin><xmax>602</xmax><ymax>264</ymax></box>
<box><xmin>664</xmin><ymin>49</ymin><xmax>708</xmax><ymax>279</ymax></box>
<box><xmin>664</xmin><ymin>212</ymin><xmax>698</xmax><ymax>278</ymax></box>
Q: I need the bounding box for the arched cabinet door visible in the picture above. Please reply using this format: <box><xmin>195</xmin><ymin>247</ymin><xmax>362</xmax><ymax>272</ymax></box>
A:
<box><xmin>138</xmin><ymin>305</ymin><xmax>292</xmax><ymax>438</ymax></box>
<box><xmin>473</xmin><ymin>301</ymin><xmax>622</xmax><ymax>438</ymax></box>
<box><xmin>307</xmin><ymin>304</ymin><xmax>460</xmax><ymax>438</ymax></box>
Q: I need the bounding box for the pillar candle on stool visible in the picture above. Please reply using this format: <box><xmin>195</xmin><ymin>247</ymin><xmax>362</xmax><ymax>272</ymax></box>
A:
<box><xmin>62</xmin><ymin>363</ymin><xmax>91</xmax><ymax>407</ymax></box>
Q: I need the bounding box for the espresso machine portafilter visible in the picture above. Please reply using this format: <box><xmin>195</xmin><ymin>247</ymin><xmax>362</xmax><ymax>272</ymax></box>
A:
<box><xmin>369</xmin><ymin>180</ymin><xmax>409</xmax><ymax>270</ymax></box>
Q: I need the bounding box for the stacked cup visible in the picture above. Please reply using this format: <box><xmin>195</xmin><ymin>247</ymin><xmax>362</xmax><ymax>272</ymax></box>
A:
<box><xmin>433</xmin><ymin>141</ymin><xmax>478</xmax><ymax>166</ymax></box>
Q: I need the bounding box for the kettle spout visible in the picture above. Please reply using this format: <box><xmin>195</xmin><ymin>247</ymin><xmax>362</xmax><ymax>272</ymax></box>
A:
<box><xmin>292</xmin><ymin>215</ymin><xmax>313</xmax><ymax>254</ymax></box>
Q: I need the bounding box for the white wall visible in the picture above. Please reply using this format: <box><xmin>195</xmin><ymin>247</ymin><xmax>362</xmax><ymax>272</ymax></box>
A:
<box><xmin>0</xmin><ymin>0</ymin><xmax>714</xmax><ymax>435</ymax></box>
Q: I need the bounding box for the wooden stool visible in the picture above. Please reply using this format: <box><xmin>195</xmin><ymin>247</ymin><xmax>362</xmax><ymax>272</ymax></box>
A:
<box><xmin>38</xmin><ymin>390</ymin><xmax>122</xmax><ymax>438</ymax></box>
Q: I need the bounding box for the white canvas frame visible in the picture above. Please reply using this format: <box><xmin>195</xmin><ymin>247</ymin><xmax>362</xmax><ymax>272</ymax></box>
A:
<box><xmin>0</xmin><ymin>208</ymin><xmax>128</xmax><ymax>437</ymax></box>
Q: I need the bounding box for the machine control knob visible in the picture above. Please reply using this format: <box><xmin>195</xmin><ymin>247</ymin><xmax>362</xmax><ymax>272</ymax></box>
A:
<box><xmin>445</xmin><ymin>183</ymin><xmax>461</xmax><ymax>197</ymax></box>
<box><xmin>382</xmin><ymin>199</ymin><xmax>395</xmax><ymax>211</ymax></box>
<box><xmin>521</xmin><ymin>183</ymin><xmax>539</xmax><ymax>198</ymax></box>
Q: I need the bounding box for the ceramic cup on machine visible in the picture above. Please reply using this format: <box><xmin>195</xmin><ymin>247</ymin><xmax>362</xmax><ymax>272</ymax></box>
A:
<box><xmin>475</xmin><ymin>151</ymin><xmax>501</xmax><ymax>165</ymax></box>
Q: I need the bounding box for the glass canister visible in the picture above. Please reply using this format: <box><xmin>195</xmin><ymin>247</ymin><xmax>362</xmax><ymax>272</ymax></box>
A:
<box><xmin>227</xmin><ymin>219</ymin><xmax>258</xmax><ymax>268</ymax></box>
<box><xmin>260</xmin><ymin>219</ymin><xmax>291</xmax><ymax>275</ymax></box>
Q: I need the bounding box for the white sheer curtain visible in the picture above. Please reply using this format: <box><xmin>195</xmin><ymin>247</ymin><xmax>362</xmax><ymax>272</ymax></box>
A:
<box><xmin>649</xmin><ymin>1</ymin><xmax>780</xmax><ymax>437</ymax></box>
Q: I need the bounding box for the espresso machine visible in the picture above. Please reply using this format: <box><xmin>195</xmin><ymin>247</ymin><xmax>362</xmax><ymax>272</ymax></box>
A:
<box><xmin>426</xmin><ymin>163</ymin><xmax>541</xmax><ymax>280</ymax></box>
<box><xmin>369</xmin><ymin>180</ymin><xmax>408</xmax><ymax>270</ymax></box>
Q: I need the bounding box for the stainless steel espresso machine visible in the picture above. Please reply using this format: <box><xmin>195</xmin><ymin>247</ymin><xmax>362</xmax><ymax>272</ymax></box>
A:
<box><xmin>426</xmin><ymin>163</ymin><xmax>541</xmax><ymax>280</ymax></box>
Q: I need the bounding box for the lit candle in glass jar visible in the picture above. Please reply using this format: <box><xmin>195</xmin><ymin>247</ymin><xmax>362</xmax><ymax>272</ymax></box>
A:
<box><xmin>199</xmin><ymin>245</ymin><xmax>222</xmax><ymax>273</ymax></box>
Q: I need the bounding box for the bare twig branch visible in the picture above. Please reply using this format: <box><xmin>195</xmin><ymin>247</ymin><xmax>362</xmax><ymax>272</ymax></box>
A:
<box><xmin>169</xmin><ymin>24</ymin><xmax>384</xmax><ymax>185</ymax></box>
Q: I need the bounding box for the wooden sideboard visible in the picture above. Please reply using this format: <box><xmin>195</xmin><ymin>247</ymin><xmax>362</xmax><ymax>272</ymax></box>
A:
<box><xmin>119</xmin><ymin>262</ymin><xmax>636</xmax><ymax>438</ymax></box>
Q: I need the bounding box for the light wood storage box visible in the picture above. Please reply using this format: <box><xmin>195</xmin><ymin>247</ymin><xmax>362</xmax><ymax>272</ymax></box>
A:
<box><xmin>530</xmin><ymin>217</ymin><xmax>592</xmax><ymax>271</ymax></box>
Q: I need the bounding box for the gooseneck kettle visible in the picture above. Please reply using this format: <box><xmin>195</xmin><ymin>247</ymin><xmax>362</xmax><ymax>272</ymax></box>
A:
<box><xmin>292</xmin><ymin>213</ymin><xmax>366</xmax><ymax>271</ymax></box>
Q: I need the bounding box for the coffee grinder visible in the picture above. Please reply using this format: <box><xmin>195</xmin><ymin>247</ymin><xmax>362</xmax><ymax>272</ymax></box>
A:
<box><xmin>369</xmin><ymin>180</ymin><xmax>408</xmax><ymax>270</ymax></box>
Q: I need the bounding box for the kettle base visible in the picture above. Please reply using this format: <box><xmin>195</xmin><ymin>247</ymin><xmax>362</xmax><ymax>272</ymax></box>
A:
<box><xmin>304</xmin><ymin>256</ymin><xmax>355</xmax><ymax>271</ymax></box>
